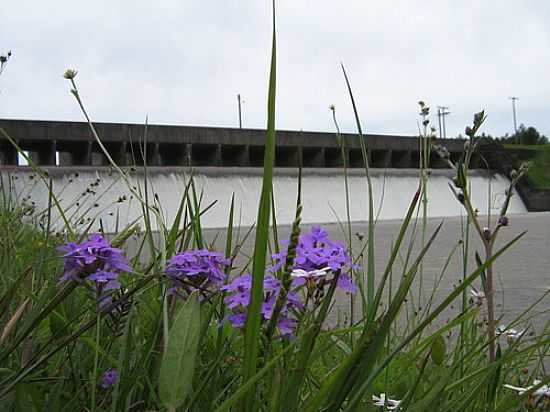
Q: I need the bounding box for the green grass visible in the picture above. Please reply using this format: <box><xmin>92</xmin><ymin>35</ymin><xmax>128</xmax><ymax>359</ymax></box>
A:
<box><xmin>504</xmin><ymin>144</ymin><xmax>550</xmax><ymax>188</ymax></box>
<box><xmin>0</xmin><ymin>4</ymin><xmax>549</xmax><ymax>410</ymax></box>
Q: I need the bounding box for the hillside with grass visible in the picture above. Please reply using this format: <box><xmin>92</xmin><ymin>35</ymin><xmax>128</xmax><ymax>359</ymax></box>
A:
<box><xmin>504</xmin><ymin>144</ymin><xmax>550</xmax><ymax>188</ymax></box>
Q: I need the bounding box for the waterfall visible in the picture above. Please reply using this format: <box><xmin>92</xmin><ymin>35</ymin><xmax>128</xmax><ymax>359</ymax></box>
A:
<box><xmin>2</xmin><ymin>167</ymin><xmax>527</xmax><ymax>231</ymax></box>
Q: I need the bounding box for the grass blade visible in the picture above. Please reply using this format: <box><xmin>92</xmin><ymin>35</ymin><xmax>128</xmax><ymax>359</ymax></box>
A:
<box><xmin>241</xmin><ymin>2</ymin><xmax>277</xmax><ymax>410</ymax></box>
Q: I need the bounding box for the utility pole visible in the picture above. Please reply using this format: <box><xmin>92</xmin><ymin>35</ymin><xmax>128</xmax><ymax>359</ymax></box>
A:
<box><xmin>437</xmin><ymin>107</ymin><xmax>443</xmax><ymax>138</ymax></box>
<box><xmin>237</xmin><ymin>94</ymin><xmax>243</xmax><ymax>129</ymax></box>
<box><xmin>437</xmin><ymin>106</ymin><xmax>450</xmax><ymax>138</ymax></box>
<box><xmin>509</xmin><ymin>96</ymin><xmax>519</xmax><ymax>143</ymax></box>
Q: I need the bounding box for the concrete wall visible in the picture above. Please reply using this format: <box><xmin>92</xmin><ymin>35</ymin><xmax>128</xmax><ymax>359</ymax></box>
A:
<box><xmin>0</xmin><ymin>119</ymin><xmax>473</xmax><ymax>169</ymax></box>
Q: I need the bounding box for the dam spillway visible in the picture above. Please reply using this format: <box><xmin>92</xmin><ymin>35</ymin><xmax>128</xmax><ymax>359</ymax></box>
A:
<box><xmin>1</xmin><ymin>167</ymin><xmax>527</xmax><ymax>231</ymax></box>
<box><xmin>0</xmin><ymin>119</ymin><xmax>529</xmax><ymax>230</ymax></box>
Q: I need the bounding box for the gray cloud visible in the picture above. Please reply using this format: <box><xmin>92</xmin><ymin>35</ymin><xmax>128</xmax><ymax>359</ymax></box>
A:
<box><xmin>1</xmin><ymin>0</ymin><xmax>549</xmax><ymax>138</ymax></box>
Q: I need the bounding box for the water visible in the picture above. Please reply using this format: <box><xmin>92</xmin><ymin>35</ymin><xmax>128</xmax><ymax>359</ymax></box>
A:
<box><xmin>2</xmin><ymin>167</ymin><xmax>527</xmax><ymax>231</ymax></box>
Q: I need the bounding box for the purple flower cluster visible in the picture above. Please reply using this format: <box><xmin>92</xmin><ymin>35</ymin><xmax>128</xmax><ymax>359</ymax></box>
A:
<box><xmin>55</xmin><ymin>226</ymin><xmax>355</xmax><ymax>337</ymax></box>
<box><xmin>221</xmin><ymin>274</ymin><xmax>303</xmax><ymax>336</ymax></box>
<box><xmin>58</xmin><ymin>234</ymin><xmax>131</xmax><ymax>292</ymax></box>
<box><xmin>165</xmin><ymin>249</ymin><xmax>230</xmax><ymax>297</ymax></box>
<box><xmin>272</xmin><ymin>226</ymin><xmax>357</xmax><ymax>294</ymax></box>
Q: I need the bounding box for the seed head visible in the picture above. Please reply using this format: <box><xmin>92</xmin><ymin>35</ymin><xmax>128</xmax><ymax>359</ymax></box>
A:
<box><xmin>63</xmin><ymin>69</ymin><xmax>78</xmax><ymax>80</ymax></box>
<box><xmin>498</xmin><ymin>216</ymin><xmax>509</xmax><ymax>227</ymax></box>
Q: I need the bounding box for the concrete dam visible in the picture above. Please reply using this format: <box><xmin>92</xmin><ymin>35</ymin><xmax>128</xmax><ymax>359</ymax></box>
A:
<box><xmin>0</xmin><ymin>119</ymin><xmax>528</xmax><ymax>230</ymax></box>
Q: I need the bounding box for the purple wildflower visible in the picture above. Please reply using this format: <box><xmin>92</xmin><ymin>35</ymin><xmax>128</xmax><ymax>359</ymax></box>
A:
<box><xmin>221</xmin><ymin>274</ymin><xmax>303</xmax><ymax>336</ymax></box>
<box><xmin>272</xmin><ymin>226</ymin><xmax>358</xmax><ymax>294</ymax></box>
<box><xmin>101</xmin><ymin>368</ymin><xmax>118</xmax><ymax>389</ymax></box>
<box><xmin>336</xmin><ymin>273</ymin><xmax>358</xmax><ymax>294</ymax></box>
<box><xmin>227</xmin><ymin>312</ymin><xmax>247</xmax><ymax>328</ymax></box>
<box><xmin>165</xmin><ymin>249</ymin><xmax>230</xmax><ymax>297</ymax></box>
<box><xmin>58</xmin><ymin>234</ymin><xmax>131</xmax><ymax>309</ymax></box>
<box><xmin>58</xmin><ymin>234</ymin><xmax>131</xmax><ymax>284</ymax></box>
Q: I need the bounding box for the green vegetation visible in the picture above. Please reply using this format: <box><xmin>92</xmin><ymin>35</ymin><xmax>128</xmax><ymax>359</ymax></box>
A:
<box><xmin>0</xmin><ymin>4</ymin><xmax>549</xmax><ymax>411</ymax></box>
<box><xmin>501</xmin><ymin>125</ymin><xmax>548</xmax><ymax>146</ymax></box>
<box><xmin>504</xmin><ymin>144</ymin><xmax>550</xmax><ymax>188</ymax></box>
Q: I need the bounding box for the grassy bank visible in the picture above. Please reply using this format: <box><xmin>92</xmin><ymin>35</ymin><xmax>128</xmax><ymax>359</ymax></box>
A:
<box><xmin>0</xmin><ymin>5</ymin><xmax>548</xmax><ymax>411</ymax></box>
<box><xmin>504</xmin><ymin>144</ymin><xmax>550</xmax><ymax>188</ymax></box>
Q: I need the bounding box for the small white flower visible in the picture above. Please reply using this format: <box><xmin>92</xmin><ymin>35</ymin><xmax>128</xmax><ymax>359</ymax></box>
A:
<box><xmin>504</xmin><ymin>379</ymin><xmax>550</xmax><ymax>400</ymax></box>
<box><xmin>497</xmin><ymin>325</ymin><xmax>525</xmax><ymax>342</ymax></box>
<box><xmin>372</xmin><ymin>393</ymin><xmax>401</xmax><ymax>410</ymax></box>
<box><xmin>290</xmin><ymin>267</ymin><xmax>330</xmax><ymax>279</ymax></box>
<box><xmin>469</xmin><ymin>288</ymin><xmax>485</xmax><ymax>305</ymax></box>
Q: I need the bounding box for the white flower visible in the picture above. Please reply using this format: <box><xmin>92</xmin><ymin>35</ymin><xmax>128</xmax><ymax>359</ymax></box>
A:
<box><xmin>290</xmin><ymin>267</ymin><xmax>330</xmax><ymax>279</ymax></box>
<box><xmin>469</xmin><ymin>288</ymin><xmax>485</xmax><ymax>305</ymax></box>
<box><xmin>372</xmin><ymin>393</ymin><xmax>401</xmax><ymax>410</ymax></box>
<box><xmin>504</xmin><ymin>380</ymin><xmax>550</xmax><ymax>400</ymax></box>
<box><xmin>497</xmin><ymin>325</ymin><xmax>525</xmax><ymax>342</ymax></box>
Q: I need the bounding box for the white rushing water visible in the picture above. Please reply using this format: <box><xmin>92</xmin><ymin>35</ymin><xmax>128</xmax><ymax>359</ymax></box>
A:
<box><xmin>2</xmin><ymin>167</ymin><xmax>527</xmax><ymax>231</ymax></box>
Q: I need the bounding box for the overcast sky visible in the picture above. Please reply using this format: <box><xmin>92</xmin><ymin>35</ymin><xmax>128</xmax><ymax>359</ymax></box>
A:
<box><xmin>1</xmin><ymin>1</ymin><xmax>549</xmax><ymax>138</ymax></box>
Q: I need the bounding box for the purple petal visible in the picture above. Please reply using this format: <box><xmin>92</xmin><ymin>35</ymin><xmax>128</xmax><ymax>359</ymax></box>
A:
<box><xmin>337</xmin><ymin>274</ymin><xmax>357</xmax><ymax>294</ymax></box>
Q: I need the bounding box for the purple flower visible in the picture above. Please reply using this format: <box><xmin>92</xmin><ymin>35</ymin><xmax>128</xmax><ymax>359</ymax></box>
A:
<box><xmin>58</xmin><ymin>234</ymin><xmax>131</xmax><ymax>308</ymax></box>
<box><xmin>277</xmin><ymin>316</ymin><xmax>298</xmax><ymax>336</ymax></box>
<box><xmin>88</xmin><ymin>270</ymin><xmax>118</xmax><ymax>284</ymax></box>
<box><xmin>272</xmin><ymin>226</ymin><xmax>358</xmax><ymax>294</ymax></box>
<box><xmin>165</xmin><ymin>249</ymin><xmax>230</xmax><ymax>297</ymax></box>
<box><xmin>222</xmin><ymin>274</ymin><xmax>303</xmax><ymax>336</ymax></box>
<box><xmin>101</xmin><ymin>368</ymin><xmax>118</xmax><ymax>389</ymax></box>
<box><xmin>336</xmin><ymin>274</ymin><xmax>358</xmax><ymax>294</ymax></box>
<box><xmin>58</xmin><ymin>234</ymin><xmax>131</xmax><ymax>284</ymax></box>
<box><xmin>227</xmin><ymin>313</ymin><xmax>247</xmax><ymax>328</ymax></box>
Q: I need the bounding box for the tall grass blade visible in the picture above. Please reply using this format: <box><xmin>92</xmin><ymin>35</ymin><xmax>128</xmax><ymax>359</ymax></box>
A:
<box><xmin>340</xmin><ymin>64</ymin><xmax>376</xmax><ymax>318</ymax></box>
<box><xmin>241</xmin><ymin>1</ymin><xmax>277</xmax><ymax>410</ymax></box>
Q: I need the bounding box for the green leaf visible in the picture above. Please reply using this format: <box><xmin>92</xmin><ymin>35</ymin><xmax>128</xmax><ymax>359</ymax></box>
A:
<box><xmin>15</xmin><ymin>383</ymin><xmax>36</xmax><ymax>412</ymax></box>
<box><xmin>487</xmin><ymin>344</ymin><xmax>502</xmax><ymax>408</ymax></box>
<box><xmin>159</xmin><ymin>293</ymin><xmax>201</xmax><ymax>411</ymax></box>
<box><xmin>430</xmin><ymin>335</ymin><xmax>446</xmax><ymax>365</ymax></box>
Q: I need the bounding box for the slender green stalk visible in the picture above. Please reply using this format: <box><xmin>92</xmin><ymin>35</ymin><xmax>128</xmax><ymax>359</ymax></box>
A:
<box><xmin>91</xmin><ymin>311</ymin><xmax>101</xmax><ymax>412</ymax></box>
<box><xmin>330</xmin><ymin>105</ymin><xmax>355</xmax><ymax>342</ymax></box>
<box><xmin>242</xmin><ymin>2</ymin><xmax>277</xmax><ymax>409</ymax></box>
<box><xmin>340</xmin><ymin>64</ymin><xmax>376</xmax><ymax>321</ymax></box>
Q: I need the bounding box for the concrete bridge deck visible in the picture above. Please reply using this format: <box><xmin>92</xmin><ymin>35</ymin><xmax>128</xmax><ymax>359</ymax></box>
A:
<box><xmin>0</xmin><ymin>119</ymin><xmax>482</xmax><ymax>169</ymax></box>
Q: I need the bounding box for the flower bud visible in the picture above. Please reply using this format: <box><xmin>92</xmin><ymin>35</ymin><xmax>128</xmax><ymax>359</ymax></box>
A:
<box><xmin>473</xmin><ymin>111</ymin><xmax>484</xmax><ymax>126</ymax></box>
<box><xmin>63</xmin><ymin>69</ymin><xmax>78</xmax><ymax>80</ymax></box>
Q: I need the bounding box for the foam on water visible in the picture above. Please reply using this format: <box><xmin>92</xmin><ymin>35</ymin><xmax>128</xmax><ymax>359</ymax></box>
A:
<box><xmin>3</xmin><ymin>168</ymin><xmax>527</xmax><ymax>230</ymax></box>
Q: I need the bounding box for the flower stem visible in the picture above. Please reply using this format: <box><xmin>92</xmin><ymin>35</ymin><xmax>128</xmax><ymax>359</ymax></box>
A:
<box><xmin>485</xmin><ymin>242</ymin><xmax>496</xmax><ymax>361</ymax></box>
<box><xmin>91</xmin><ymin>311</ymin><xmax>100</xmax><ymax>412</ymax></box>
